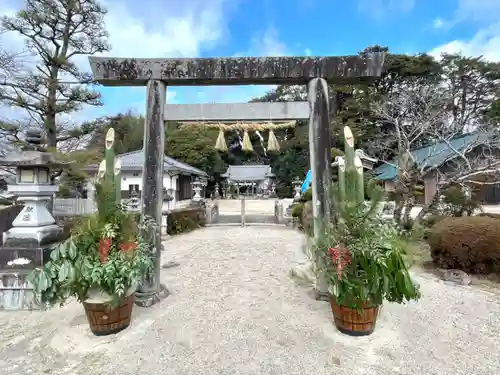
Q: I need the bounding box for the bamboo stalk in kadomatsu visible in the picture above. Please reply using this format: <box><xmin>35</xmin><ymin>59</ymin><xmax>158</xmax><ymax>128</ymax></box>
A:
<box><xmin>104</xmin><ymin>128</ymin><xmax>115</xmax><ymax>182</ymax></box>
<box><xmin>97</xmin><ymin>160</ymin><xmax>106</xmax><ymax>180</ymax></box>
<box><xmin>104</xmin><ymin>128</ymin><xmax>120</xmax><ymax>205</ymax></box>
<box><xmin>114</xmin><ymin>159</ymin><xmax>122</xmax><ymax>204</ymax></box>
<box><xmin>354</xmin><ymin>155</ymin><xmax>365</xmax><ymax>203</ymax></box>
<box><xmin>342</xmin><ymin>126</ymin><xmax>364</xmax><ymax>204</ymax></box>
<box><xmin>336</xmin><ymin>156</ymin><xmax>346</xmax><ymax>202</ymax></box>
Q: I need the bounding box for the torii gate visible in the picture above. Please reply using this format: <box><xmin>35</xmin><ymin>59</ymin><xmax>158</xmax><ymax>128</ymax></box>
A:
<box><xmin>89</xmin><ymin>54</ymin><xmax>386</xmax><ymax>306</ymax></box>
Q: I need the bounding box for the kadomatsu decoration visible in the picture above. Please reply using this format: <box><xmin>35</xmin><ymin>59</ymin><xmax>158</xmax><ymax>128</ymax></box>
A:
<box><xmin>312</xmin><ymin>125</ymin><xmax>420</xmax><ymax>336</ymax></box>
<box><xmin>29</xmin><ymin>128</ymin><xmax>154</xmax><ymax>336</ymax></box>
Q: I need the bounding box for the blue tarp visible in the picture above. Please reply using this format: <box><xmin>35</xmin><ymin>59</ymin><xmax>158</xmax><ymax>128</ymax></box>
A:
<box><xmin>301</xmin><ymin>170</ymin><xmax>312</xmax><ymax>193</ymax></box>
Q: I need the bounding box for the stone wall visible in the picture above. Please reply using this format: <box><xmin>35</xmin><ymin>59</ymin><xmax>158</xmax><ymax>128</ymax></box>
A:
<box><xmin>0</xmin><ymin>204</ymin><xmax>24</xmax><ymax>235</ymax></box>
<box><xmin>0</xmin><ymin>274</ymin><xmax>35</xmax><ymax>310</ymax></box>
<box><xmin>301</xmin><ymin>201</ymin><xmax>314</xmax><ymax>236</ymax></box>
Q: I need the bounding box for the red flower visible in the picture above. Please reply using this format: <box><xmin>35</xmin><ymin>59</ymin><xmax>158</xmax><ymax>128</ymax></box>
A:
<box><xmin>120</xmin><ymin>241</ymin><xmax>138</xmax><ymax>253</ymax></box>
<box><xmin>99</xmin><ymin>238</ymin><xmax>112</xmax><ymax>263</ymax></box>
<box><xmin>327</xmin><ymin>245</ymin><xmax>352</xmax><ymax>280</ymax></box>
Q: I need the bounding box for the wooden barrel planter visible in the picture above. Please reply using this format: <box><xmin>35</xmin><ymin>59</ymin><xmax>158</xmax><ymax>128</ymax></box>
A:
<box><xmin>83</xmin><ymin>293</ymin><xmax>135</xmax><ymax>336</ymax></box>
<box><xmin>330</xmin><ymin>300</ymin><xmax>380</xmax><ymax>336</ymax></box>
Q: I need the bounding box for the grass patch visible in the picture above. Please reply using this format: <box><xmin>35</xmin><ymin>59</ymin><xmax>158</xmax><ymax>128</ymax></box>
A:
<box><xmin>405</xmin><ymin>241</ymin><xmax>433</xmax><ymax>269</ymax></box>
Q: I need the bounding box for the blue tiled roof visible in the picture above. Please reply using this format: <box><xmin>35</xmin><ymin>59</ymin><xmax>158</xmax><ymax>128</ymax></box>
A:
<box><xmin>84</xmin><ymin>149</ymin><xmax>208</xmax><ymax>177</ymax></box>
<box><xmin>373</xmin><ymin>133</ymin><xmax>490</xmax><ymax>181</ymax></box>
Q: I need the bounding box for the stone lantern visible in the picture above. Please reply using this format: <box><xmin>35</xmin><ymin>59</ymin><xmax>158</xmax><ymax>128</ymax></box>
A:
<box><xmin>167</xmin><ymin>187</ymin><xmax>175</xmax><ymax>200</ymax></box>
<box><xmin>192</xmin><ymin>178</ymin><xmax>203</xmax><ymax>201</ymax></box>
<box><xmin>270</xmin><ymin>182</ymin><xmax>276</xmax><ymax>196</ymax></box>
<box><xmin>214</xmin><ymin>183</ymin><xmax>220</xmax><ymax>199</ymax></box>
<box><xmin>165</xmin><ymin>187</ymin><xmax>175</xmax><ymax>210</ymax></box>
<box><xmin>292</xmin><ymin>176</ymin><xmax>302</xmax><ymax>201</ymax></box>
<box><xmin>0</xmin><ymin>130</ymin><xmax>68</xmax><ymax>310</ymax></box>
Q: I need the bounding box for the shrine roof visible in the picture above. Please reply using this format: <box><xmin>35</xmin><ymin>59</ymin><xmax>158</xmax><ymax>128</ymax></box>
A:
<box><xmin>222</xmin><ymin>165</ymin><xmax>274</xmax><ymax>181</ymax></box>
<box><xmin>84</xmin><ymin>150</ymin><xmax>208</xmax><ymax>177</ymax></box>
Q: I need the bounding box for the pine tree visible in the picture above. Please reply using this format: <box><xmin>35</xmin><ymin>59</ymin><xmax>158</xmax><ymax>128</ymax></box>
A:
<box><xmin>1</xmin><ymin>0</ymin><xmax>110</xmax><ymax>149</ymax></box>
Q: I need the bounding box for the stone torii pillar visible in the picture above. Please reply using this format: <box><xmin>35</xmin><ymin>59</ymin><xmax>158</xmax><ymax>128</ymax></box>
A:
<box><xmin>88</xmin><ymin>54</ymin><xmax>385</xmax><ymax>305</ymax></box>
<box><xmin>135</xmin><ymin>80</ymin><xmax>168</xmax><ymax>306</ymax></box>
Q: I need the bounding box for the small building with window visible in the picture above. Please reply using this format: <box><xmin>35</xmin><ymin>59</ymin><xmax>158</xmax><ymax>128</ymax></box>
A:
<box><xmin>372</xmin><ymin>133</ymin><xmax>500</xmax><ymax>205</ymax></box>
<box><xmin>83</xmin><ymin>149</ymin><xmax>208</xmax><ymax>207</ymax></box>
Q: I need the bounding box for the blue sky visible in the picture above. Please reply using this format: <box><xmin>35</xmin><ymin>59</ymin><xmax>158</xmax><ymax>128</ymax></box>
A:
<box><xmin>2</xmin><ymin>0</ymin><xmax>500</xmax><ymax>123</ymax></box>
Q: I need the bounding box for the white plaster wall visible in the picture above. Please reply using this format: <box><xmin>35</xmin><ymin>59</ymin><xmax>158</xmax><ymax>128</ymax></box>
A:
<box><xmin>120</xmin><ymin>171</ymin><xmax>178</xmax><ymax>192</ymax></box>
<box><xmin>85</xmin><ymin>170</ymin><xmax>179</xmax><ymax>207</ymax></box>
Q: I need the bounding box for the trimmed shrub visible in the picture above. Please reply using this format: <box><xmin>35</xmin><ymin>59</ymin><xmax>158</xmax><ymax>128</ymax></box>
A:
<box><xmin>167</xmin><ymin>206</ymin><xmax>205</xmax><ymax>235</ymax></box>
<box><xmin>427</xmin><ymin>216</ymin><xmax>500</xmax><ymax>273</ymax></box>
<box><xmin>300</xmin><ymin>188</ymin><xmax>312</xmax><ymax>202</ymax></box>
<box><xmin>477</xmin><ymin>212</ymin><xmax>500</xmax><ymax>219</ymax></box>
<box><xmin>291</xmin><ymin>203</ymin><xmax>304</xmax><ymax>218</ymax></box>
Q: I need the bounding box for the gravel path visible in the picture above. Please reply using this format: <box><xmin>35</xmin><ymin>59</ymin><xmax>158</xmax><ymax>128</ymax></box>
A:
<box><xmin>1</xmin><ymin>226</ymin><xmax>500</xmax><ymax>374</ymax></box>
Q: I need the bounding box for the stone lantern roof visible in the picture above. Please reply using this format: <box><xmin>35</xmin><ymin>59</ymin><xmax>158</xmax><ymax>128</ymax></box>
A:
<box><xmin>0</xmin><ymin>130</ymin><xmax>68</xmax><ymax>169</ymax></box>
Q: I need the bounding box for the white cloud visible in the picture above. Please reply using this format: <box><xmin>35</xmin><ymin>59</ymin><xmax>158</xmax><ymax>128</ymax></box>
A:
<box><xmin>450</xmin><ymin>0</ymin><xmax>500</xmax><ymax>25</ymax></box>
<box><xmin>432</xmin><ymin>17</ymin><xmax>446</xmax><ymax>29</ymax></box>
<box><xmin>248</xmin><ymin>26</ymin><xmax>289</xmax><ymax>57</ymax></box>
<box><xmin>2</xmin><ymin>0</ymin><xmax>230</xmax><ymax>67</ymax></box>
<box><xmin>357</xmin><ymin>0</ymin><xmax>415</xmax><ymax>19</ymax></box>
<box><xmin>0</xmin><ymin>0</ymin><xmax>231</xmax><ymax>126</ymax></box>
<box><xmin>98</xmin><ymin>1</ymin><xmax>229</xmax><ymax>61</ymax></box>
<box><xmin>431</xmin><ymin>0</ymin><xmax>500</xmax><ymax>62</ymax></box>
<box><xmin>0</xmin><ymin>1</ymin><xmax>293</xmax><ymax>127</ymax></box>
<box><xmin>431</xmin><ymin>22</ymin><xmax>500</xmax><ymax>61</ymax></box>
<box><xmin>194</xmin><ymin>26</ymin><xmax>291</xmax><ymax>105</ymax></box>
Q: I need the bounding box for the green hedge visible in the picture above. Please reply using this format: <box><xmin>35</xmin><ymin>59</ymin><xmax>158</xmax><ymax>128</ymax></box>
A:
<box><xmin>427</xmin><ymin>216</ymin><xmax>500</xmax><ymax>273</ymax></box>
<box><xmin>291</xmin><ymin>203</ymin><xmax>304</xmax><ymax>218</ymax></box>
<box><xmin>124</xmin><ymin>206</ymin><xmax>206</xmax><ymax>235</ymax></box>
<box><xmin>56</xmin><ymin>206</ymin><xmax>206</xmax><ymax>238</ymax></box>
<box><xmin>167</xmin><ymin>206</ymin><xmax>206</xmax><ymax>235</ymax></box>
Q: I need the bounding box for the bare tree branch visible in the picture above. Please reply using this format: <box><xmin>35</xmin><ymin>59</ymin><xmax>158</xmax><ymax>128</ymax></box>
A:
<box><xmin>371</xmin><ymin>80</ymin><xmax>500</xmax><ymax>223</ymax></box>
<box><xmin>0</xmin><ymin>0</ymin><xmax>110</xmax><ymax>153</ymax></box>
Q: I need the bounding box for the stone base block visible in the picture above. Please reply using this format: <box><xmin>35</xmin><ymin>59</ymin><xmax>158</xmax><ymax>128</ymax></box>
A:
<box><xmin>134</xmin><ymin>284</ymin><xmax>170</xmax><ymax>308</ymax></box>
<box><xmin>3</xmin><ymin>224</ymin><xmax>65</xmax><ymax>247</ymax></box>
<box><xmin>0</xmin><ymin>271</ymin><xmax>38</xmax><ymax>310</ymax></box>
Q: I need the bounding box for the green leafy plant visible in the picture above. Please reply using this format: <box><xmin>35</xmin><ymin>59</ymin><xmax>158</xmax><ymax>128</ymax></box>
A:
<box><xmin>29</xmin><ymin>179</ymin><xmax>154</xmax><ymax>308</ymax></box>
<box><xmin>312</xmin><ymin>126</ymin><xmax>420</xmax><ymax>309</ymax></box>
<box><xmin>314</xmin><ymin>189</ymin><xmax>421</xmax><ymax>308</ymax></box>
<box><xmin>29</xmin><ymin>127</ymin><xmax>154</xmax><ymax>308</ymax></box>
